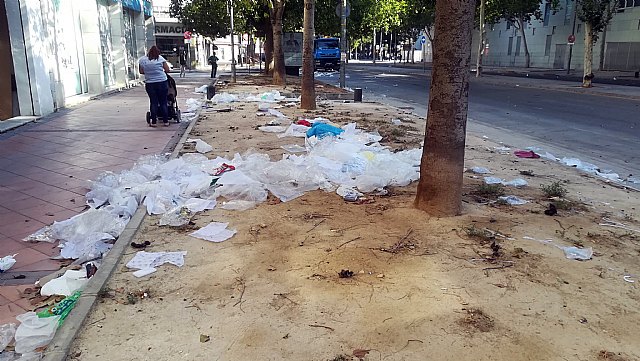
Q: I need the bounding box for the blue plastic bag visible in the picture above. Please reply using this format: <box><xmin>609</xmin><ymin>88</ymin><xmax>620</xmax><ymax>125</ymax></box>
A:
<box><xmin>306</xmin><ymin>123</ymin><xmax>344</xmax><ymax>138</ymax></box>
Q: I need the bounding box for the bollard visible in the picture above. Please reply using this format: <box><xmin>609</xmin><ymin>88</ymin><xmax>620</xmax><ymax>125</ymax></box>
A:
<box><xmin>635</xmin><ymin>71</ymin><xmax>639</xmax><ymax>79</ymax></box>
<box><xmin>207</xmin><ymin>84</ymin><xmax>216</xmax><ymax>100</ymax></box>
<box><xmin>354</xmin><ymin>88</ymin><xmax>362</xmax><ymax>102</ymax></box>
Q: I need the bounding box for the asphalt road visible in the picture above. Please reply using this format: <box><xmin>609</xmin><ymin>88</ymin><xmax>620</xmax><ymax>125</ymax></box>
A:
<box><xmin>320</xmin><ymin>64</ymin><xmax>640</xmax><ymax>180</ymax></box>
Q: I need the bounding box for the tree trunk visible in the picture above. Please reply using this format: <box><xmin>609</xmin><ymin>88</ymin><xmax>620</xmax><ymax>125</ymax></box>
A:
<box><xmin>414</xmin><ymin>0</ymin><xmax>475</xmax><ymax>216</ymax></box>
<box><xmin>372</xmin><ymin>27</ymin><xmax>376</xmax><ymax>64</ymax></box>
<box><xmin>301</xmin><ymin>0</ymin><xmax>316</xmax><ymax>110</ymax></box>
<box><xmin>583</xmin><ymin>22</ymin><xmax>594</xmax><ymax>88</ymax></box>
<box><xmin>599</xmin><ymin>20</ymin><xmax>607</xmax><ymax>71</ymax></box>
<box><xmin>476</xmin><ymin>0</ymin><xmax>485</xmax><ymax>77</ymax></box>
<box><xmin>517</xmin><ymin>18</ymin><xmax>530</xmax><ymax>68</ymax></box>
<box><xmin>264</xmin><ymin>21</ymin><xmax>274</xmax><ymax>75</ymax></box>
<box><xmin>271</xmin><ymin>0</ymin><xmax>286</xmax><ymax>85</ymax></box>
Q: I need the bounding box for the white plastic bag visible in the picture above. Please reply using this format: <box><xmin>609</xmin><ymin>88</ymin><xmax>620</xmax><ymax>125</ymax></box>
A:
<box><xmin>194</xmin><ymin>85</ymin><xmax>208</xmax><ymax>93</ymax></box>
<box><xmin>40</xmin><ymin>270</ymin><xmax>89</xmax><ymax>296</ymax></box>
<box><xmin>14</xmin><ymin>313</ymin><xmax>60</xmax><ymax>354</ymax></box>
<box><xmin>470</xmin><ymin>167</ymin><xmax>491</xmax><ymax>174</ymax></box>
<box><xmin>0</xmin><ymin>323</ymin><xmax>16</xmax><ymax>352</ymax></box>
<box><xmin>186</xmin><ymin>138</ymin><xmax>213</xmax><ymax>154</ymax></box>
<box><xmin>0</xmin><ymin>255</ymin><xmax>17</xmax><ymax>272</ymax></box>
<box><xmin>562</xmin><ymin>246</ymin><xmax>593</xmax><ymax>260</ymax></box>
<box><xmin>58</xmin><ymin>232</ymin><xmax>114</xmax><ymax>261</ymax></box>
<box><xmin>190</xmin><ymin>222</ymin><xmax>237</xmax><ymax>243</ymax></box>
<box><xmin>211</xmin><ymin>92</ymin><xmax>237</xmax><ymax>104</ymax></box>
<box><xmin>258</xmin><ymin>126</ymin><xmax>287</xmax><ymax>133</ymax></box>
<box><xmin>498</xmin><ymin>196</ymin><xmax>528</xmax><ymax>205</ymax></box>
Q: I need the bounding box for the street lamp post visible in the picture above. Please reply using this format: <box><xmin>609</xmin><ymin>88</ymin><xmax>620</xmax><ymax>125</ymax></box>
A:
<box><xmin>228</xmin><ymin>0</ymin><xmax>237</xmax><ymax>82</ymax></box>
<box><xmin>339</xmin><ymin>0</ymin><xmax>347</xmax><ymax>88</ymax></box>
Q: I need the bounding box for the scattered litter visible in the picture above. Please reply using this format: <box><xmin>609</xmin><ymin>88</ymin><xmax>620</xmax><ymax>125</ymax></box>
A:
<box><xmin>498</xmin><ymin>196</ymin><xmax>528</xmax><ymax>205</ymax></box>
<box><xmin>306</xmin><ymin>123</ymin><xmax>344</xmax><ymax>138</ymax></box>
<box><xmin>267</xmin><ymin>109</ymin><xmax>287</xmax><ymax>118</ymax></box>
<box><xmin>0</xmin><ymin>323</ymin><xmax>16</xmax><ymax>352</ymax></box>
<box><xmin>339</xmin><ymin>269</ymin><xmax>354</xmax><ymax>278</ymax></box>
<box><xmin>131</xmin><ymin>241</ymin><xmax>151</xmax><ymax>249</ymax></box>
<box><xmin>623</xmin><ymin>275</ymin><xmax>635</xmax><ymax>283</ymax></box>
<box><xmin>246</xmin><ymin>90</ymin><xmax>285</xmax><ymax>103</ymax></box>
<box><xmin>14</xmin><ymin>312</ymin><xmax>60</xmax><ymax>354</ymax></box>
<box><xmin>40</xmin><ymin>270</ymin><xmax>88</xmax><ymax>297</ymax></box>
<box><xmin>133</xmin><ymin>268</ymin><xmax>157</xmax><ymax>278</ymax></box>
<box><xmin>484</xmin><ymin>177</ymin><xmax>528</xmax><ymax>187</ymax></box>
<box><xmin>470</xmin><ymin>167</ymin><xmax>491</xmax><ymax>174</ymax></box>
<box><xmin>562</xmin><ymin>246</ymin><xmax>593</xmax><ymax>260</ymax></box>
<box><xmin>0</xmin><ymin>254</ymin><xmax>17</xmax><ymax>272</ymax></box>
<box><xmin>336</xmin><ymin>185</ymin><xmax>363</xmax><ymax>201</ymax></box>
<box><xmin>211</xmin><ymin>93</ymin><xmax>237</xmax><ymax>104</ymax></box>
<box><xmin>22</xmin><ymin>227</ymin><xmax>56</xmax><ymax>243</ymax></box>
<box><xmin>514</xmin><ymin>150</ymin><xmax>540</xmax><ymax>158</ymax></box>
<box><xmin>296</xmin><ymin>119</ymin><xmax>312</xmax><ymax>127</ymax></box>
<box><xmin>599</xmin><ymin>218</ymin><xmax>640</xmax><ymax>234</ymax></box>
<box><xmin>159</xmin><ymin>206</ymin><xmax>195</xmax><ymax>227</ymax></box>
<box><xmin>258</xmin><ymin>125</ymin><xmax>287</xmax><ymax>133</ymax></box>
<box><xmin>37</xmin><ymin>291</ymin><xmax>81</xmax><ymax>325</ymax></box>
<box><xmin>186</xmin><ymin>138</ymin><xmax>213</xmax><ymax>154</ymax></box>
<box><xmin>126</xmin><ymin>251</ymin><xmax>187</xmax><ymax>274</ymax></box>
<box><xmin>628</xmin><ymin>177</ymin><xmax>640</xmax><ymax>184</ymax></box>
<box><xmin>185</xmin><ymin>98</ymin><xmax>203</xmax><ymax>112</ymax></box>
<box><xmin>200</xmin><ymin>334</ymin><xmax>211</xmax><ymax>343</ymax></box>
<box><xmin>494</xmin><ymin>146</ymin><xmax>511</xmax><ymax>154</ymax></box>
<box><xmin>267</xmin><ymin>119</ymin><xmax>281</xmax><ymax>125</ymax></box>
<box><xmin>194</xmin><ymin>85</ymin><xmax>208</xmax><ymax>94</ymax></box>
<box><xmin>213</xmin><ymin>163</ymin><xmax>235</xmax><ymax>176</ymax></box>
<box><xmin>391</xmin><ymin>118</ymin><xmax>402</xmax><ymax>125</ymax></box>
<box><xmin>278</xmin><ymin>124</ymin><xmax>310</xmax><ymax>138</ymax></box>
<box><xmin>190</xmin><ymin>222</ymin><xmax>237</xmax><ymax>243</ymax></box>
<box><xmin>281</xmin><ymin>144</ymin><xmax>307</xmax><ymax>153</ymax></box>
<box><xmin>544</xmin><ymin>203</ymin><xmax>558</xmax><ymax>216</ymax></box>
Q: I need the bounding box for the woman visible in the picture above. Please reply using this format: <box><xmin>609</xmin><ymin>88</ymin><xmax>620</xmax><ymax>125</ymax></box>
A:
<box><xmin>139</xmin><ymin>45</ymin><xmax>171</xmax><ymax>127</ymax></box>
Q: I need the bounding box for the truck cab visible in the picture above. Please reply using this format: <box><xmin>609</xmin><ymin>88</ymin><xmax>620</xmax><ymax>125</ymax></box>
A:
<box><xmin>314</xmin><ymin>38</ymin><xmax>340</xmax><ymax>71</ymax></box>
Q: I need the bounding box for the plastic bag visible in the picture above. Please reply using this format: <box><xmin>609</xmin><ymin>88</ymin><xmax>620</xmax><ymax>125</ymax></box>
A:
<box><xmin>0</xmin><ymin>323</ymin><xmax>16</xmax><ymax>352</ymax></box>
<box><xmin>194</xmin><ymin>85</ymin><xmax>208</xmax><ymax>94</ymax></box>
<box><xmin>22</xmin><ymin>227</ymin><xmax>56</xmax><ymax>243</ymax></box>
<box><xmin>470</xmin><ymin>167</ymin><xmax>491</xmax><ymax>174</ymax></box>
<box><xmin>306</xmin><ymin>123</ymin><xmax>344</xmax><ymax>138</ymax></box>
<box><xmin>14</xmin><ymin>312</ymin><xmax>60</xmax><ymax>354</ymax></box>
<box><xmin>562</xmin><ymin>246</ymin><xmax>593</xmax><ymax>260</ymax></box>
<box><xmin>278</xmin><ymin>124</ymin><xmax>309</xmax><ymax>138</ymax></box>
<box><xmin>0</xmin><ymin>254</ymin><xmax>17</xmax><ymax>272</ymax></box>
<box><xmin>58</xmin><ymin>232</ymin><xmax>114</xmax><ymax>261</ymax></box>
<box><xmin>37</xmin><ymin>291</ymin><xmax>81</xmax><ymax>325</ymax></box>
<box><xmin>258</xmin><ymin>126</ymin><xmax>287</xmax><ymax>133</ymax></box>
<box><xmin>498</xmin><ymin>196</ymin><xmax>528</xmax><ymax>205</ymax></box>
<box><xmin>142</xmin><ymin>180</ymin><xmax>181</xmax><ymax>215</ymax></box>
<box><xmin>186</xmin><ymin>138</ymin><xmax>213</xmax><ymax>154</ymax></box>
<box><xmin>190</xmin><ymin>222</ymin><xmax>237</xmax><ymax>243</ymax></box>
<box><xmin>51</xmin><ymin>209</ymin><xmax>127</xmax><ymax>242</ymax></box>
<box><xmin>159</xmin><ymin>206</ymin><xmax>194</xmax><ymax>227</ymax></box>
<box><xmin>211</xmin><ymin>92</ymin><xmax>237</xmax><ymax>104</ymax></box>
<box><xmin>503</xmin><ymin>178</ymin><xmax>528</xmax><ymax>187</ymax></box>
<box><xmin>180</xmin><ymin>174</ymin><xmax>213</xmax><ymax>197</ymax></box>
<box><xmin>40</xmin><ymin>270</ymin><xmax>89</xmax><ymax>296</ymax></box>
<box><xmin>281</xmin><ymin>144</ymin><xmax>307</xmax><ymax>153</ymax></box>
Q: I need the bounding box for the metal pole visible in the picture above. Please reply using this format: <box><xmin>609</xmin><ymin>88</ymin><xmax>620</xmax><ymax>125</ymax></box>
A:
<box><xmin>339</xmin><ymin>0</ymin><xmax>347</xmax><ymax>88</ymax></box>
<box><xmin>372</xmin><ymin>27</ymin><xmax>376</xmax><ymax>64</ymax></box>
<box><xmin>476</xmin><ymin>0</ymin><xmax>485</xmax><ymax>77</ymax></box>
<box><xmin>229</xmin><ymin>0</ymin><xmax>237</xmax><ymax>82</ymax></box>
<box><xmin>566</xmin><ymin>1</ymin><xmax>578</xmax><ymax>74</ymax></box>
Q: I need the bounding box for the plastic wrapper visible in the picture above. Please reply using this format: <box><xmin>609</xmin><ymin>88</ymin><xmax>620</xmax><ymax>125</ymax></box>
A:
<box><xmin>194</xmin><ymin>85</ymin><xmax>208</xmax><ymax>93</ymax></box>
<box><xmin>211</xmin><ymin>92</ymin><xmax>237</xmax><ymax>104</ymax></box>
<box><xmin>190</xmin><ymin>222</ymin><xmax>237</xmax><ymax>242</ymax></box>
<box><xmin>470</xmin><ymin>167</ymin><xmax>491</xmax><ymax>174</ymax></box>
<box><xmin>142</xmin><ymin>180</ymin><xmax>181</xmax><ymax>215</ymax></box>
<box><xmin>0</xmin><ymin>323</ymin><xmax>16</xmax><ymax>352</ymax></box>
<box><xmin>37</xmin><ymin>291</ymin><xmax>81</xmax><ymax>325</ymax></box>
<box><xmin>14</xmin><ymin>312</ymin><xmax>60</xmax><ymax>354</ymax></box>
<box><xmin>278</xmin><ymin>124</ymin><xmax>309</xmax><ymax>138</ymax></box>
<box><xmin>58</xmin><ymin>232</ymin><xmax>114</xmax><ymax>261</ymax></box>
<box><xmin>186</xmin><ymin>138</ymin><xmax>213</xmax><ymax>154</ymax></box>
<box><xmin>22</xmin><ymin>226</ymin><xmax>56</xmax><ymax>243</ymax></box>
<box><xmin>0</xmin><ymin>254</ymin><xmax>17</xmax><ymax>272</ymax></box>
<box><xmin>498</xmin><ymin>196</ymin><xmax>528</xmax><ymax>205</ymax></box>
<box><xmin>258</xmin><ymin>126</ymin><xmax>287</xmax><ymax>133</ymax></box>
<box><xmin>40</xmin><ymin>270</ymin><xmax>89</xmax><ymax>296</ymax></box>
<box><xmin>562</xmin><ymin>246</ymin><xmax>593</xmax><ymax>260</ymax></box>
<box><xmin>159</xmin><ymin>206</ymin><xmax>195</xmax><ymax>227</ymax></box>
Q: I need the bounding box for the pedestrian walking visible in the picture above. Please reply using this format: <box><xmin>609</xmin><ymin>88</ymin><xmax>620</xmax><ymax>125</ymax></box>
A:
<box><xmin>139</xmin><ymin>45</ymin><xmax>170</xmax><ymax>127</ymax></box>
<box><xmin>208</xmin><ymin>52</ymin><xmax>218</xmax><ymax>78</ymax></box>
<box><xmin>179</xmin><ymin>50</ymin><xmax>187</xmax><ymax>78</ymax></box>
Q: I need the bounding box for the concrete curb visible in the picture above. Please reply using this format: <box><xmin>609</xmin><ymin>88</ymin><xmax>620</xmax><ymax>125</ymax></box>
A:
<box><xmin>41</xmin><ymin>103</ymin><xmax>203</xmax><ymax>361</ymax></box>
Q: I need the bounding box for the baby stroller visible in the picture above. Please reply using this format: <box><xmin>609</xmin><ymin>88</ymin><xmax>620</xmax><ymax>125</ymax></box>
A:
<box><xmin>146</xmin><ymin>74</ymin><xmax>181</xmax><ymax>124</ymax></box>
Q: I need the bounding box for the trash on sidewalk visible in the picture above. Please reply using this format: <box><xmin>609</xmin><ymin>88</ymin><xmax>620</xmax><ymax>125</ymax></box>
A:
<box><xmin>281</xmin><ymin>144</ymin><xmax>307</xmax><ymax>153</ymax></box>
<box><xmin>0</xmin><ymin>254</ymin><xmax>17</xmax><ymax>272</ymax></box>
<box><xmin>211</xmin><ymin>93</ymin><xmax>237</xmax><ymax>104</ymax></box>
<box><xmin>470</xmin><ymin>167</ymin><xmax>491</xmax><ymax>174</ymax></box>
<box><xmin>267</xmin><ymin>109</ymin><xmax>287</xmax><ymax>118</ymax></box>
<box><xmin>514</xmin><ymin>150</ymin><xmax>540</xmax><ymax>158</ymax></box>
<box><xmin>494</xmin><ymin>146</ymin><xmax>511</xmax><ymax>154</ymax></box>
<box><xmin>22</xmin><ymin>227</ymin><xmax>57</xmax><ymax>243</ymax></box>
<box><xmin>185</xmin><ymin>98</ymin><xmax>203</xmax><ymax>112</ymax></box>
<box><xmin>186</xmin><ymin>138</ymin><xmax>213</xmax><ymax>154</ymax></box>
<box><xmin>0</xmin><ymin>323</ymin><xmax>16</xmax><ymax>352</ymax></box>
<box><xmin>296</xmin><ymin>119</ymin><xmax>312</xmax><ymax>127</ymax></box>
<box><xmin>497</xmin><ymin>196</ymin><xmax>528</xmax><ymax>205</ymax></box>
<box><xmin>37</xmin><ymin>291</ymin><xmax>81</xmax><ymax>325</ymax></box>
<box><xmin>13</xmin><ymin>312</ymin><xmax>60</xmax><ymax>354</ymax></box>
<box><xmin>194</xmin><ymin>85</ymin><xmax>208</xmax><ymax>94</ymax></box>
<box><xmin>562</xmin><ymin>246</ymin><xmax>593</xmax><ymax>260</ymax></box>
<box><xmin>131</xmin><ymin>241</ymin><xmax>151</xmax><ymax>249</ymax></box>
<box><xmin>213</xmin><ymin>163</ymin><xmax>235</xmax><ymax>177</ymax></box>
<box><xmin>159</xmin><ymin>206</ymin><xmax>195</xmax><ymax>227</ymax></box>
<box><xmin>126</xmin><ymin>251</ymin><xmax>187</xmax><ymax>277</ymax></box>
<box><xmin>258</xmin><ymin>125</ymin><xmax>287</xmax><ymax>133</ymax></box>
<box><xmin>190</xmin><ymin>222</ymin><xmax>237</xmax><ymax>243</ymax></box>
<box><xmin>278</xmin><ymin>124</ymin><xmax>309</xmax><ymax>138</ymax></box>
<box><xmin>246</xmin><ymin>90</ymin><xmax>285</xmax><ymax>103</ymax></box>
<box><xmin>391</xmin><ymin>118</ymin><xmax>402</xmax><ymax>125</ymax></box>
<box><xmin>40</xmin><ymin>270</ymin><xmax>89</xmax><ymax>297</ymax></box>
<box><xmin>544</xmin><ymin>203</ymin><xmax>558</xmax><ymax>216</ymax></box>
<box><xmin>306</xmin><ymin>123</ymin><xmax>344</xmax><ymax>138</ymax></box>
<box><xmin>484</xmin><ymin>177</ymin><xmax>528</xmax><ymax>187</ymax></box>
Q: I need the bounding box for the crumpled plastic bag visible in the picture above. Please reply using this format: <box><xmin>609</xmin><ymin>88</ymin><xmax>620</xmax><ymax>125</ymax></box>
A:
<box><xmin>186</xmin><ymin>138</ymin><xmax>213</xmax><ymax>154</ymax></box>
<box><xmin>190</xmin><ymin>222</ymin><xmax>236</xmax><ymax>243</ymax></box>
<box><xmin>258</xmin><ymin>125</ymin><xmax>287</xmax><ymax>133</ymax></box>
<box><xmin>498</xmin><ymin>195</ymin><xmax>528</xmax><ymax>205</ymax></box>
<box><xmin>562</xmin><ymin>246</ymin><xmax>593</xmax><ymax>260</ymax></box>
<box><xmin>14</xmin><ymin>312</ymin><xmax>60</xmax><ymax>354</ymax></box>
<box><xmin>484</xmin><ymin>177</ymin><xmax>528</xmax><ymax>187</ymax></box>
<box><xmin>211</xmin><ymin>92</ymin><xmax>237</xmax><ymax>104</ymax></box>
<box><xmin>470</xmin><ymin>167</ymin><xmax>491</xmax><ymax>174</ymax></box>
<box><xmin>0</xmin><ymin>254</ymin><xmax>17</xmax><ymax>272</ymax></box>
<box><xmin>306</xmin><ymin>123</ymin><xmax>344</xmax><ymax>138</ymax></box>
<box><xmin>51</xmin><ymin>209</ymin><xmax>127</xmax><ymax>242</ymax></box>
<box><xmin>0</xmin><ymin>323</ymin><xmax>16</xmax><ymax>352</ymax></box>
<box><xmin>40</xmin><ymin>270</ymin><xmax>89</xmax><ymax>297</ymax></box>
<box><xmin>22</xmin><ymin>227</ymin><xmax>56</xmax><ymax>243</ymax></box>
<box><xmin>278</xmin><ymin>124</ymin><xmax>309</xmax><ymax>138</ymax></box>
<box><xmin>194</xmin><ymin>85</ymin><xmax>208</xmax><ymax>93</ymax></box>
<box><xmin>159</xmin><ymin>206</ymin><xmax>195</xmax><ymax>227</ymax></box>
<box><xmin>142</xmin><ymin>180</ymin><xmax>181</xmax><ymax>215</ymax></box>
<box><xmin>58</xmin><ymin>232</ymin><xmax>114</xmax><ymax>261</ymax></box>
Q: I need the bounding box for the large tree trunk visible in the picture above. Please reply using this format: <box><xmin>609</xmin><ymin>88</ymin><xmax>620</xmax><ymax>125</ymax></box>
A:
<box><xmin>414</xmin><ymin>0</ymin><xmax>475</xmax><ymax>216</ymax></box>
<box><xmin>517</xmin><ymin>18</ymin><xmax>531</xmax><ymax>68</ymax></box>
<box><xmin>264</xmin><ymin>20</ymin><xmax>274</xmax><ymax>75</ymax></box>
<box><xmin>271</xmin><ymin>0</ymin><xmax>286</xmax><ymax>85</ymax></box>
<box><xmin>301</xmin><ymin>0</ymin><xmax>316</xmax><ymax>110</ymax></box>
<box><xmin>583</xmin><ymin>22</ymin><xmax>594</xmax><ymax>88</ymax></box>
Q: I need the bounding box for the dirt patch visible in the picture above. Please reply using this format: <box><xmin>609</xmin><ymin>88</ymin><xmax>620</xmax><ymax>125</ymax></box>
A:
<box><xmin>598</xmin><ymin>350</ymin><xmax>632</xmax><ymax>361</ymax></box>
<box><xmin>69</xmin><ymin>75</ymin><xmax>640</xmax><ymax>361</ymax></box>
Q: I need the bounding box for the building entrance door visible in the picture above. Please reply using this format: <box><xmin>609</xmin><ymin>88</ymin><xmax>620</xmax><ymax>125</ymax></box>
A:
<box><xmin>554</xmin><ymin>44</ymin><xmax>567</xmax><ymax>69</ymax></box>
<box><xmin>0</xmin><ymin>0</ymin><xmax>16</xmax><ymax>120</ymax></box>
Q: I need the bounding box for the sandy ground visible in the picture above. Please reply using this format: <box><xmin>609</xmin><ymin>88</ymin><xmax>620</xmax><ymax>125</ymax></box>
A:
<box><xmin>68</xmin><ymin>76</ymin><xmax>640</xmax><ymax>361</ymax></box>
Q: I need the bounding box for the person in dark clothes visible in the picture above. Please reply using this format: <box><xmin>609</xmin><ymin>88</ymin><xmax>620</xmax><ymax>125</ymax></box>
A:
<box><xmin>208</xmin><ymin>52</ymin><xmax>218</xmax><ymax>78</ymax></box>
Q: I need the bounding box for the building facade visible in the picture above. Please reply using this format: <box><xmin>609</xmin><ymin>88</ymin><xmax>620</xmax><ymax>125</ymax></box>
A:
<box><xmin>0</xmin><ymin>0</ymin><xmax>156</xmax><ymax>121</ymax></box>
<box><xmin>472</xmin><ymin>0</ymin><xmax>640</xmax><ymax>71</ymax></box>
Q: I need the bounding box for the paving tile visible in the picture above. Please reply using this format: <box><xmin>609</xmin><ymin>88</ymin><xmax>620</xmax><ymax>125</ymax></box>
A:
<box><xmin>0</xmin><ymin>219</ymin><xmax>46</xmax><ymax>238</ymax></box>
<box><xmin>0</xmin><ymin>238</ymin><xmax>28</xmax><ymax>254</ymax></box>
<box><xmin>3</xmin><ymin>195</ymin><xmax>50</xmax><ymax>211</ymax></box>
<box><xmin>12</xmin><ymin>296</ymin><xmax>34</xmax><ymax>313</ymax></box>
<box><xmin>10</xmin><ymin>247</ymin><xmax>50</xmax><ymax>270</ymax></box>
<box><xmin>16</xmin><ymin>203</ymin><xmax>69</xmax><ymax>223</ymax></box>
<box><xmin>12</xmin><ymin>258</ymin><xmax>62</xmax><ymax>272</ymax></box>
<box><xmin>27</xmin><ymin>240</ymin><xmax>61</xmax><ymax>257</ymax></box>
<box><xmin>0</xmin><ymin>285</ymin><xmax>30</xmax><ymax>302</ymax></box>
<box><xmin>0</xmin><ymin>209</ymin><xmax>33</xmax><ymax>224</ymax></box>
<box><xmin>0</xmin><ymin>295</ymin><xmax>10</xmax><ymax>307</ymax></box>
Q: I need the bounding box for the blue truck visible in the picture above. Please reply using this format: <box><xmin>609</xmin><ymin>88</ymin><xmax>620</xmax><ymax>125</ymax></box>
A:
<box><xmin>314</xmin><ymin>37</ymin><xmax>340</xmax><ymax>71</ymax></box>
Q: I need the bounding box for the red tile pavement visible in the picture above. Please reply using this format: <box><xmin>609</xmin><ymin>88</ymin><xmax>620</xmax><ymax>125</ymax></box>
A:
<box><xmin>0</xmin><ymin>72</ymin><xmax>208</xmax><ymax>324</ymax></box>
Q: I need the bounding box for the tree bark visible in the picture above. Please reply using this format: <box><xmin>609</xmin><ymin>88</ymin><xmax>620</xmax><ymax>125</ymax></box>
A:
<box><xmin>583</xmin><ymin>22</ymin><xmax>594</xmax><ymax>87</ymax></box>
<box><xmin>414</xmin><ymin>0</ymin><xmax>475</xmax><ymax>216</ymax></box>
<box><xmin>301</xmin><ymin>0</ymin><xmax>316</xmax><ymax>110</ymax></box>
<box><xmin>271</xmin><ymin>0</ymin><xmax>286</xmax><ymax>85</ymax></box>
<box><xmin>517</xmin><ymin>18</ymin><xmax>531</xmax><ymax>68</ymax></box>
<box><xmin>264</xmin><ymin>21</ymin><xmax>274</xmax><ymax>75</ymax></box>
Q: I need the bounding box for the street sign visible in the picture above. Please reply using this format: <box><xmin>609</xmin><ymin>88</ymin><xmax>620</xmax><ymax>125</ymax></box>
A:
<box><xmin>335</xmin><ymin>2</ymin><xmax>351</xmax><ymax>17</ymax></box>
<box><xmin>568</xmin><ymin>34</ymin><xmax>575</xmax><ymax>45</ymax></box>
<box><xmin>183</xmin><ymin>31</ymin><xmax>192</xmax><ymax>40</ymax></box>
<box><xmin>420</xmin><ymin>35</ymin><xmax>426</xmax><ymax>44</ymax></box>
<box><xmin>184</xmin><ymin>38</ymin><xmax>191</xmax><ymax>44</ymax></box>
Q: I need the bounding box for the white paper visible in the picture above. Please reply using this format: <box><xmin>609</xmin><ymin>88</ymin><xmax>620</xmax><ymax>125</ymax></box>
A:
<box><xmin>126</xmin><ymin>251</ymin><xmax>187</xmax><ymax>270</ymax></box>
<box><xmin>190</xmin><ymin>222</ymin><xmax>237</xmax><ymax>243</ymax></box>
<box><xmin>133</xmin><ymin>268</ymin><xmax>157</xmax><ymax>278</ymax></box>
<box><xmin>40</xmin><ymin>270</ymin><xmax>89</xmax><ymax>297</ymax></box>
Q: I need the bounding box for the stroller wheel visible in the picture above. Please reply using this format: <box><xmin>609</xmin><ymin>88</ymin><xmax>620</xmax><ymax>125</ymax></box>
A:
<box><xmin>146</xmin><ymin>112</ymin><xmax>151</xmax><ymax>124</ymax></box>
<box><xmin>176</xmin><ymin>109</ymin><xmax>181</xmax><ymax>123</ymax></box>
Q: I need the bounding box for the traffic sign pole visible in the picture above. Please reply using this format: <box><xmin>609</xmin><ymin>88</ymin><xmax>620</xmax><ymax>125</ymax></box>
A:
<box><xmin>421</xmin><ymin>35</ymin><xmax>426</xmax><ymax>73</ymax></box>
<box><xmin>339</xmin><ymin>0</ymin><xmax>347</xmax><ymax>88</ymax></box>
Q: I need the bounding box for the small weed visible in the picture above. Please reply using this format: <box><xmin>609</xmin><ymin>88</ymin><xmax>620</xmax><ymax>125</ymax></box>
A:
<box><xmin>475</xmin><ymin>183</ymin><xmax>505</xmax><ymax>197</ymax></box>
<box><xmin>552</xmin><ymin>199</ymin><xmax>574</xmax><ymax>210</ymax></box>
<box><xmin>460</xmin><ymin>308</ymin><xmax>494</xmax><ymax>332</ymax></box>
<box><xmin>520</xmin><ymin>170</ymin><xmax>535</xmax><ymax>176</ymax></box>
<box><xmin>541</xmin><ymin>181</ymin><xmax>568</xmax><ymax>198</ymax></box>
<box><xmin>586</xmin><ymin>232</ymin><xmax>602</xmax><ymax>239</ymax></box>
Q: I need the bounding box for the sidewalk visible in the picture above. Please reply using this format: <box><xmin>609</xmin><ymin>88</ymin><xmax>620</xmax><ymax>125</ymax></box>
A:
<box><xmin>0</xmin><ymin>71</ymin><xmax>209</xmax><ymax>325</ymax></box>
